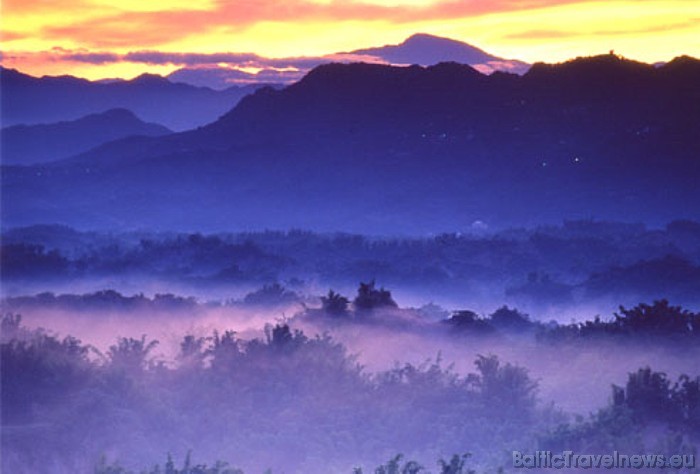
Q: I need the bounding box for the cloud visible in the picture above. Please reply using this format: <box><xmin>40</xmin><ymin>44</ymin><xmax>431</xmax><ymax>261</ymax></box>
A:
<box><xmin>123</xmin><ymin>51</ymin><xmax>260</xmax><ymax>66</ymax></box>
<box><xmin>63</xmin><ymin>51</ymin><xmax>121</xmax><ymax>64</ymax></box>
<box><xmin>23</xmin><ymin>47</ymin><xmax>330</xmax><ymax>72</ymax></box>
<box><xmin>1</xmin><ymin>47</ymin><xmax>332</xmax><ymax>85</ymax></box>
<box><xmin>34</xmin><ymin>0</ymin><xmax>595</xmax><ymax>49</ymax></box>
<box><xmin>504</xmin><ymin>29</ymin><xmax>576</xmax><ymax>40</ymax></box>
<box><xmin>1</xmin><ymin>30</ymin><xmax>27</xmax><ymax>41</ymax></box>
<box><xmin>5</xmin><ymin>0</ymin><xmax>698</xmax><ymax>79</ymax></box>
<box><xmin>168</xmin><ymin>66</ymin><xmax>308</xmax><ymax>87</ymax></box>
<box><xmin>505</xmin><ymin>18</ymin><xmax>700</xmax><ymax>40</ymax></box>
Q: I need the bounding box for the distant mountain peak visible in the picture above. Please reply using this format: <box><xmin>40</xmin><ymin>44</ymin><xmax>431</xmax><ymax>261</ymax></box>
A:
<box><xmin>131</xmin><ymin>73</ymin><xmax>171</xmax><ymax>85</ymax></box>
<box><xmin>402</xmin><ymin>33</ymin><xmax>492</xmax><ymax>54</ymax></box>
<box><xmin>1</xmin><ymin>107</ymin><xmax>171</xmax><ymax>165</ymax></box>
<box><xmin>349</xmin><ymin>33</ymin><xmax>529</xmax><ymax>74</ymax></box>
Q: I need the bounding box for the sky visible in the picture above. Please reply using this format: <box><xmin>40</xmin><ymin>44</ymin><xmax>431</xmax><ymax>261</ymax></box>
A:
<box><xmin>1</xmin><ymin>0</ymin><xmax>699</xmax><ymax>80</ymax></box>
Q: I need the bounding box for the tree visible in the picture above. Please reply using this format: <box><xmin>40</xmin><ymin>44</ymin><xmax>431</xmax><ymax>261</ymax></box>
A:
<box><xmin>614</xmin><ymin>300</ymin><xmax>697</xmax><ymax>336</ymax></box>
<box><xmin>353</xmin><ymin>280</ymin><xmax>397</xmax><ymax>310</ymax></box>
<box><xmin>470</xmin><ymin>355</ymin><xmax>537</xmax><ymax>416</ymax></box>
<box><xmin>438</xmin><ymin>454</ymin><xmax>474</xmax><ymax>474</ymax></box>
<box><xmin>107</xmin><ymin>335</ymin><xmax>159</xmax><ymax>371</ymax></box>
<box><xmin>445</xmin><ymin>310</ymin><xmax>493</xmax><ymax>333</ymax></box>
<box><xmin>489</xmin><ymin>306</ymin><xmax>532</xmax><ymax>331</ymax></box>
<box><xmin>321</xmin><ymin>289</ymin><xmax>350</xmax><ymax>315</ymax></box>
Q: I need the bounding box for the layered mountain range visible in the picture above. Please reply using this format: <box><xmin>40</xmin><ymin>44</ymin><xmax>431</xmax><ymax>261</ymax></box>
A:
<box><xmin>0</xmin><ymin>68</ymin><xmax>274</xmax><ymax>131</ymax></box>
<box><xmin>166</xmin><ymin>33</ymin><xmax>529</xmax><ymax>89</ymax></box>
<box><xmin>1</xmin><ymin>109</ymin><xmax>171</xmax><ymax>165</ymax></box>
<box><xmin>2</xmin><ymin>54</ymin><xmax>699</xmax><ymax>234</ymax></box>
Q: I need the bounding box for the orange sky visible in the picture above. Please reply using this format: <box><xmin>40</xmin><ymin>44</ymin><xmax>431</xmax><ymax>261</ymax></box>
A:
<box><xmin>2</xmin><ymin>0</ymin><xmax>699</xmax><ymax>80</ymax></box>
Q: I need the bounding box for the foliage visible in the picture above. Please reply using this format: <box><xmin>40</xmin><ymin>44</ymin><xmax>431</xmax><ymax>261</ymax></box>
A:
<box><xmin>321</xmin><ymin>289</ymin><xmax>351</xmax><ymax>315</ymax></box>
<box><xmin>1</xmin><ymin>315</ymin><xmax>541</xmax><ymax>473</ymax></box>
<box><xmin>353</xmin><ymin>280</ymin><xmax>398</xmax><ymax>310</ymax></box>
<box><xmin>541</xmin><ymin>367</ymin><xmax>700</xmax><ymax>453</ymax></box>
<box><xmin>93</xmin><ymin>453</ymin><xmax>244</xmax><ymax>474</ymax></box>
<box><xmin>537</xmin><ymin>300</ymin><xmax>700</xmax><ymax>342</ymax></box>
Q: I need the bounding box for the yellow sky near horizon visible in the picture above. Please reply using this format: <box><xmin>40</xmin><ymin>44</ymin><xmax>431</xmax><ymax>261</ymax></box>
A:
<box><xmin>1</xmin><ymin>0</ymin><xmax>699</xmax><ymax>80</ymax></box>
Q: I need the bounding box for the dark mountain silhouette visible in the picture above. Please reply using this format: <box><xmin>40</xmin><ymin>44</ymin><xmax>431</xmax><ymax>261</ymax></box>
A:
<box><xmin>0</xmin><ymin>67</ymin><xmax>272</xmax><ymax>131</ymax></box>
<box><xmin>2</xmin><ymin>55</ymin><xmax>699</xmax><ymax>233</ymax></box>
<box><xmin>1</xmin><ymin>109</ymin><xmax>171</xmax><ymax>165</ymax></box>
<box><xmin>163</xmin><ymin>34</ymin><xmax>528</xmax><ymax>90</ymax></box>
<box><xmin>349</xmin><ymin>33</ymin><xmax>529</xmax><ymax>74</ymax></box>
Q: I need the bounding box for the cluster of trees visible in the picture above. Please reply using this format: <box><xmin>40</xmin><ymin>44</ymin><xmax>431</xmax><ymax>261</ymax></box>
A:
<box><xmin>93</xmin><ymin>452</ymin><xmax>478</xmax><ymax>474</ymax></box>
<box><xmin>541</xmin><ymin>367</ymin><xmax>700</xmax><ymax>454</ymax></box>
<box><xmin>314</xmin><ymin>289</ymin><xmax>700</xmax><ymax>342</ymax></box>
<box><xmin>3</xmin><ymin>220</ymin><xmax>700</xmax><ymax>305</ymax></box>
<box><xmin>4</xmin><ymin>290</ymin><xmax>199</xmax><ymax>312</ymax></box>
<box><xmin>94</xmin><ymin>453</ymin><xmax>244</xmax><ymax>474</ymax></box>
<box><xmin>319</xmin><ymin>280</ymin><xmax>397</xmax><ymax>315</ymax></box>
<box><xmin>1</xmin><ymin>314</ymin><xmax>543</xmax><ymax>473</ymax></box>
<box><xmin>3</xmin><ymin>306</ymin><xmax>698</xmax><ymax>473</ymax></box>
<box><xmin>6</xmin><ymin>281</ymin><xmax>699</xmax><ymax>344</ymax></box>
<box><xmin>538</xmin><ymin>300</ymin><xmax>700</xmax><ymax>341</ymax></box>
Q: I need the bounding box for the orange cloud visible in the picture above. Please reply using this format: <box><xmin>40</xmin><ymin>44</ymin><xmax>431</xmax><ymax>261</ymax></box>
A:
<box><xmin>2</xmin><ymin>0</ymin><xmax>699</xmax><ymax>79</ymax></box>
<box><xmin>35</xmin><ymin>0</ymin><xmax>597</xmax><ymax>49</ymax></box>
<box><xmin>507</xmin><ymin>17</ymin><xmax>700</xmax><ymax>40</ymax></box>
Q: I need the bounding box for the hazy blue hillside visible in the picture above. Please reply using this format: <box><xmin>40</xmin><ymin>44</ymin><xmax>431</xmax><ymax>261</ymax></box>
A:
<box><xmin>1</xmin><ymin>109</ymin><xmax>171</xmax><ymax>165</ymax></box>
<box><xmin>0</xmin><ymin>67</ymin><xmax>273</xmax><ymax>131</ymax></box>
<box><xmin>349</xmin><ymin>33</ymin><xmax>529</xmax><ymax>73</ymax></box>
<box><xmin>2</xmin><ymin>55</ymin><xmax>698</xmax><ymax>234</ymax></box>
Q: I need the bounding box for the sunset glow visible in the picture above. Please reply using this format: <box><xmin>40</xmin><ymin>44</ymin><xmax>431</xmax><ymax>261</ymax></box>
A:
<box><xmin>2</xmin><ymin>0</ymin><xmax>699</xmax><ymax>80</ymax></box>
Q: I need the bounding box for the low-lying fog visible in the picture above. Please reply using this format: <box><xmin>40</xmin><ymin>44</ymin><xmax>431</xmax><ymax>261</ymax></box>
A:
<box><xmin>6</xmin><ymin>293</ymin><xmax>698</xmax><ymax>415</ymax></box>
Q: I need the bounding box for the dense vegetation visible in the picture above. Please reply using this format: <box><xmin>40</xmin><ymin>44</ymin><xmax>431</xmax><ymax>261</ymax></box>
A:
<box><xmin>1</xmin><ymin>313</ymin><xmax>546</xmax><ymax>473</ymax></box>
<box><xmin>3</xmin><ymin>220</ymin><xmax>700</xmax><ymax>307</ymax></box>
<box><xmin>3</xmin><ymin>295</ymin><xmax>699</xmax><ymax>473</ymax></box>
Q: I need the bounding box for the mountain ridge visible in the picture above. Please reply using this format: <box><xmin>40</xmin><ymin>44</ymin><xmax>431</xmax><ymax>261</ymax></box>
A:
<box><xmin>0</xmin><ymin>67</ymin><xmax>274</xmax><ymax>131</ymax></box>
<box><xmin>1</xmin><ymin>108</ymin><xmax>172</xmax><ymax>165</ymax></box>
<box><xmin>348</xmin><ymin>33</ymin><xmax>529</xmax><ymax>74</ymax></box>
<box><xmin>2</xmin><ymin>54</ymin><xmax>699</xmax><ymax>233</ymax></box>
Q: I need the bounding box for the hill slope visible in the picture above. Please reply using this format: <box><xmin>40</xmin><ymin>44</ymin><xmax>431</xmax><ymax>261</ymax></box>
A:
<box><xmin>0</xmin><ymin>68</ymin><xmax>271</xmax><ymax>131</ymax></box>
<box><xmin>350</xmin><ymin>33</ymin><xmax>529</xmax><ymax>73</ymax></box>
<box><xmin>2</xmin><ymin>55</ymin><xmax>699</xmax><ymax>234</ymax></box>
<box><xmin>1</xmin><ymin>109</ymin><xmax>171</xmax><ymax>165</ymax></box>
